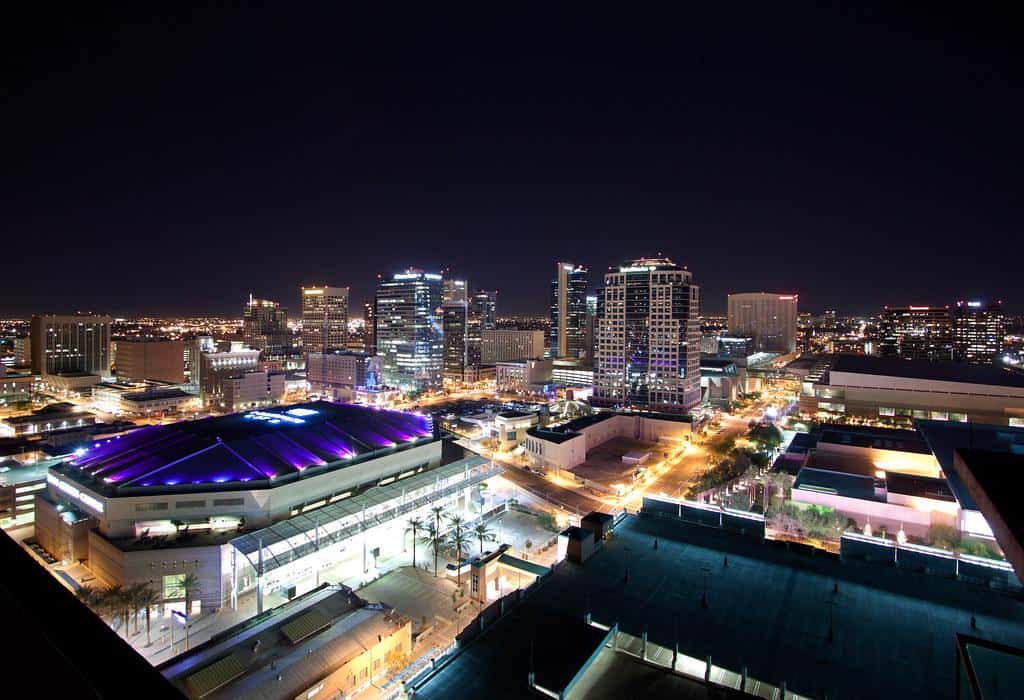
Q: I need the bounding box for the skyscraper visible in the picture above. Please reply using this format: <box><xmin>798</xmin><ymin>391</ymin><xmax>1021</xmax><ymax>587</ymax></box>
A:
<box><xmin>375</xmin><ymin>269</ymin><xmax>444</xmax><ymax>389</ymax></box>
<box><xmin>363</xmin><ymin>301</ymin><xmax>376</xmax><ymax>355</ymax></box>
<box><xmin>442</xmin><ymin>302</ymin><xmax>469</xmax><ymax>382</ymax></box>
<box><xmin>471</xmin><ymin>289</ymin><xmax>497</xmax><ymax>331</ymax></box>
<box><xmin>726</xmin><ymin>293</ymin><xmax>799</xmax><ymax>353</ymax></box>
<box><xmin>953</xmin><ymin>300</ymin><xmax>1005</xmax><ymax>364</ymax></box>
<box><xmin>243</xmin><ymin>295</ymin><xmax>290</xmax><ymax>353</ymax></box>
<box><xmin>878</xmin><ymin>306</ymin><xmax>953</xmax><ymax>361</ymax></box>
<box><xmin>549</xmin><ymin>262</ymin><xmax>588</xmax><ymax>359</ymax></box>
<box><xmin>442</xmin><ymin>278</ymin><xmax>468</xmax><ymax>304</ymax></box>
<box><xmin>30</xmin><ymin>313</ymin><xmax>112</xmax><ymax>377</ymax></box>
<box><xmin>593</xmin><ymin>257</ymin><xmax>700</xmax><ymax>412</ymax></box>
<box><xmin>301</xmin><ymin>286</ymin><xmax>349</xmax><ymax>354</ymax></box>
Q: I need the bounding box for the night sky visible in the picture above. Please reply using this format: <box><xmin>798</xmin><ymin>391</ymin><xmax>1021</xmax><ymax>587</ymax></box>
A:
<box><xmin>3</xmin><ymin>5</ymin><xmax>1020</xmax><ymax>317</ymax></box>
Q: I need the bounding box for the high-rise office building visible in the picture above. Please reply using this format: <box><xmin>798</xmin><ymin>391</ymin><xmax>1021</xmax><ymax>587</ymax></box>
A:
<box><xmin>30</xmin><ymin>314</ymin><xmax>112</xmax><ymax>377</ymax></box>
<box><xmin>442</xmin><ymin>302</ymin><xmax>470</xmax><ymax>382</ymax></box>
<box><xmin>375</xmin><ymin>269</ymin><xmax>444</xmax><ymax>389</ymax></box>
<box><xmin>243</xmin><ymin>295</ymin><xmax>290</xmax><ymax>353</ymax></box>
<box><xmin>953</xmin><ymin>300</ymin><xmax>1005</xmax><ymax>365</ymax></box>
<box><xmin>726</xmin><ymin>293</ymin><xmax>798</xmax><ymax>353</ymax></box>
<box><xmin>301</xmin><ymin>286</ymin><xmax>349</xmax><ymax>353</ymax></box>
<box><xmin>593</xmin><ymin>258</ymin><xmax>700</xmax><ymax>412</ymax></box>
<box><xmin>549</xmin><ymin>262</ymin><xmax>588</xmax><ymax>359</ymax></box>
<box><xmin>471</xmin><ymin>289</ymin><xmax>497</xmax><ymax>331</ymax></box>
<box><xmin>878</xmin><ymin>306</ymin><xmax>953</xmax><ymax>361</ymax></box>
<box><xmin>363</xmin><ymin>301</ymin><xmax>376</xmax><ymax>355</ymax></box>
<box><xmin>442</xmin><ymin>278</ymin><xmax>468</xmax><ymax>305</ymax></box>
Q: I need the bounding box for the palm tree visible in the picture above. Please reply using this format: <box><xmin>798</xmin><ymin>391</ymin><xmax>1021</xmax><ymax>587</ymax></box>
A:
<box><xmin>75</xmin><ymin>584</ymin><xmax>102</xmax><ymax>611</ymax></box>
<box><xmin>447</xmin><ymin>520</ymin><xmax>472</xmax><ymax>590</ymax></box>
<box><xmin>420</xmin><ymin>522</ymin><xmax>443</xmax><ymax>577</ymax></box>
<box><xmin>100</xmin><ymin>585</ymin><xmax>126</xmax><ymax>635</ymax></box>
<box><xmin>127</xmin><ymin>582</ymin><xmax>150</xmax><ymax>636</ymax></box>
<box><xmin>405</xmin><ymin>516</ymin><xmax>424</xmax><ymax>570</ymax></box>
<box><xmin>472</xmin><ymin>522</ymin><xmax>495</xmax><ymax>555</ymax></box>
<box><xmin>173</xmin><ymin>573</ymin><xmax>202</xmax><ymax>650</ymax></box>
<box><xmin>429</xmin><ymin>506</ymin><xmax>446</xmax><ymax>539</ymax></box>
<box><xmin>135</xmin><ymin>585</ymin><xmax>161</xmax><ymax>647</ymax></box>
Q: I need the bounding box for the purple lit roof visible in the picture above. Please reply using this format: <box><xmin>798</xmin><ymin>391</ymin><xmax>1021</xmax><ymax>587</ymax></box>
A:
<box><xmin>66</xmin><ymin>401</ymin><xmax>434</xmax><ymax>491</ymax></box>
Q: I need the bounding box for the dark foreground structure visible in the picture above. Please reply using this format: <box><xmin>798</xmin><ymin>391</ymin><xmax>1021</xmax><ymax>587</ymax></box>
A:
<box><xmin>410</xmin><ymin>514</ymin><xmax>1024</xmax><ymax>699</ymax></box>
<box><xmin>0</xmin><ymin>529</ymin><xmax>182</xmax><ymax>699</ymax></box>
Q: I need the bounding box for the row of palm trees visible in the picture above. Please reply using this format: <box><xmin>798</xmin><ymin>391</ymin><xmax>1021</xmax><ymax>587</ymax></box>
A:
<box><xmin>405</xmin><ymin>505</ymin><xmax>496</xmax><ymax>588</ymax></box>
<box><xmin>75</xmin><ymin>572</ymin><xmax>201</xmax><ymax>649</ymax></box>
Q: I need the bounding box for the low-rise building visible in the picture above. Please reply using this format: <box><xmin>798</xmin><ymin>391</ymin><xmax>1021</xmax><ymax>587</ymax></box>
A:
<box><xmin>525</xmin><ymin>412</ymin><xmax>692</xmax><ymax>471</ymax></box>
<box><xmin>221</xmin><ymin>370</ymin><xmax>286</xmax><ymax>411</ymax></box>
<box><xmin>801</xmin><ymin>355</ymin><xmax>1024</xmax><ymax>426</ymax></box>
<box><xmin>0</xmin><ymin>403</ymin><xmax>96</xmax><ymax>438</ymax></box>
<box><xmin>0</xmin><ymin>369</ymin><xmax>33</xmax><ymax>405</ymax></box>
<box><xmin>163</xmin><ymin>589</ymin><xmax>411</xmax><ymax>700</ymax></box>
<box><xmin>306</xmin><ymin>350</ymin><xmax>371</xmax><ymax>401</ymax></box>
<box><xmin>496</xmin><ymin>358</ymin><xmax>552</xmax><ymax>395</ymax></box>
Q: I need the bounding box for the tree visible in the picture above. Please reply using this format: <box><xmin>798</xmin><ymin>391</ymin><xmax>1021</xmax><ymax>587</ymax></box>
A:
<box><xmin>429</xmin><ymin>506</ymin><xmax>446</xmax><ymax>540</ymax></box>
<box><xmin>75</xmin><ymin>584</ymin><xmax>102</xmax><ymax>611</ymax></box>
<box><xmin>447</xmin><ymin>518</ymin><xmax>472</xmax><ymax>589</ymax></box>
<box><xmin>421</xmin><ymin>522</ymin><xmax>444</xmax><ymax>577</ymax></box>
<box><xmin>100</xmin><ymin>585</ymin><xmax>126</xmax><ymax>635</ymax></box>
<box><xmin>405</xmin><ymin>517</ymin><xmax>424</xmax><ymax>570</ymax></box>
<box><xmin>135</xmin><ymin>585</ymin><xmax>161</xmax><ymax>647</ymax></box>
<box><xmin>127</xmin><ymin>582</ymin><xmax>150</xmax><ymax>636</ymax></box>
<box><xmin>472</xmin><ymin>522</ymin><xmax>495</xmax><ymax>554</ymax></box>
<box><xmin>173</xmin><ymin>573</ymin><xmax>202</xmax><ymax>650</ymax></box>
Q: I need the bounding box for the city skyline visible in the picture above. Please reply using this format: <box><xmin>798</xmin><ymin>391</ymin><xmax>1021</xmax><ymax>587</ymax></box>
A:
<box><xmin>4</xmin><ymin>5</ymin><xmax>1021</xmax><ymax>318</ymax></box>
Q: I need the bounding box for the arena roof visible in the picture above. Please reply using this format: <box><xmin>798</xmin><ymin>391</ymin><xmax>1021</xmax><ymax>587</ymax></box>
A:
<box><xmin>59</xmin><ymin>401</ymin><xmax>434</xmax><ymax>493</ymax></box>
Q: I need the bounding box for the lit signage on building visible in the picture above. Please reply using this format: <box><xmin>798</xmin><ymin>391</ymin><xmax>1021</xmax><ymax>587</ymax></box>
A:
<box><xmin>47</xmin><ymin>473</ymin><xmax>104</xmax><ymax>514</ymax></box>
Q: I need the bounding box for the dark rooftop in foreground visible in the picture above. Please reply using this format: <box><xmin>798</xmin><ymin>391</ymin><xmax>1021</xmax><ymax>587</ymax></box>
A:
<box><xmin>951</xmin><ymin>448</ymin><xmax>1024</xmax><ymax>580</ymax></box>
<box><xmin>56</xmin><ymin>401</ymin><xmax>435</xmax><ymax>495</ymax></box>
<box><xmin>413</xmin><ymin>515</ymin><xmax>1024</xmax><ymax>700</ymax></box>
<box><xmin>830</xmin><ymin>354</ymin><xmax>1024</xmax><ymax>388</ymax></box>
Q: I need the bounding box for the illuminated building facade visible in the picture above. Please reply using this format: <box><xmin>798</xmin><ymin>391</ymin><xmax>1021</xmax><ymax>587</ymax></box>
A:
<box><xmin>375</xmin><ymin>269</ymin><xmax>444</xmax><ymax>389</ymax></box>
<box><xmin>30</xmin><ymin>313</ymin><xmax>112</xmax><ymax>377</ymax></box>
<box><xmin>726</xmin><ymin>293</ymin><xmax>798</xmax><ymax>353</ymax></box>
<box><xmin>952</xmin><ymin>300</ymin><xmax>1005</xmax><ymax>365</ymax></box>
<box><xmin>549</xmin><ymin>262</ymin><xmax>589</xmax><ymax>359</ymax></box>
<box><xmin>593</xmin><ymin>258</ymin><xmax>701</xmax><ymax>412</ymax></box>
<box><xmin>113</xmin><ymin>339</ymin><xmax>185</xmax><ymax>383</ymax></box>
<box><xmin>301</xmin><ymin>285</ymin><xmax>349</xmax><ymax>354</ymax></box>
<box><xmin>877</xmin><ymin>305</ymin><xmax>952</xmax><ymax>361</ymax></box>
<box><xmin>307</xmin><ymin>349</ymin><xmax>371</xmax><ymax>401</ymax></box>
<box><xmin>33</xmin><ymin>402</ymin><xmax>501</xmax><ymax>613</ymax></box>
<box><xmin>243</xmin><ymin>295</ymin><xmax>290</xmax><ymax>353</ymax></box>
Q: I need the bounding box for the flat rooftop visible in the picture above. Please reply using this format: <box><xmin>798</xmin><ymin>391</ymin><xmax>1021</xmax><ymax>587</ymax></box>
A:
<box><xmin>414</xmin><ymin>515</ymin><xmax>1024</xmax><ymax>699</ymax></box>
<box><xmin>162</xmin><ymin>587</ymin><xmax>405</xmax><ymax>700</ymax></box>
<box><xmin>56</xmin><ymin>401</ymin><xmax>435</xmax><ymax>495</ymax></box>
<box><xmin>830</xmin><ymin>355</ymin><xmax>1024</xmax><ymax>388</ymax></box>
<box><xmin>817</xmin><ymin>423</ymin><xmax>932</xmax><ymax>454</ymax></box>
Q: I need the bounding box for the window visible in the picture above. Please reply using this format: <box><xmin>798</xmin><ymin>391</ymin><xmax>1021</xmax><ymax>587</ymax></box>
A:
<box><xmin>176</xmin><ymin>500</ymin><xmax>206</xmax><ymax>509</ymax></box>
